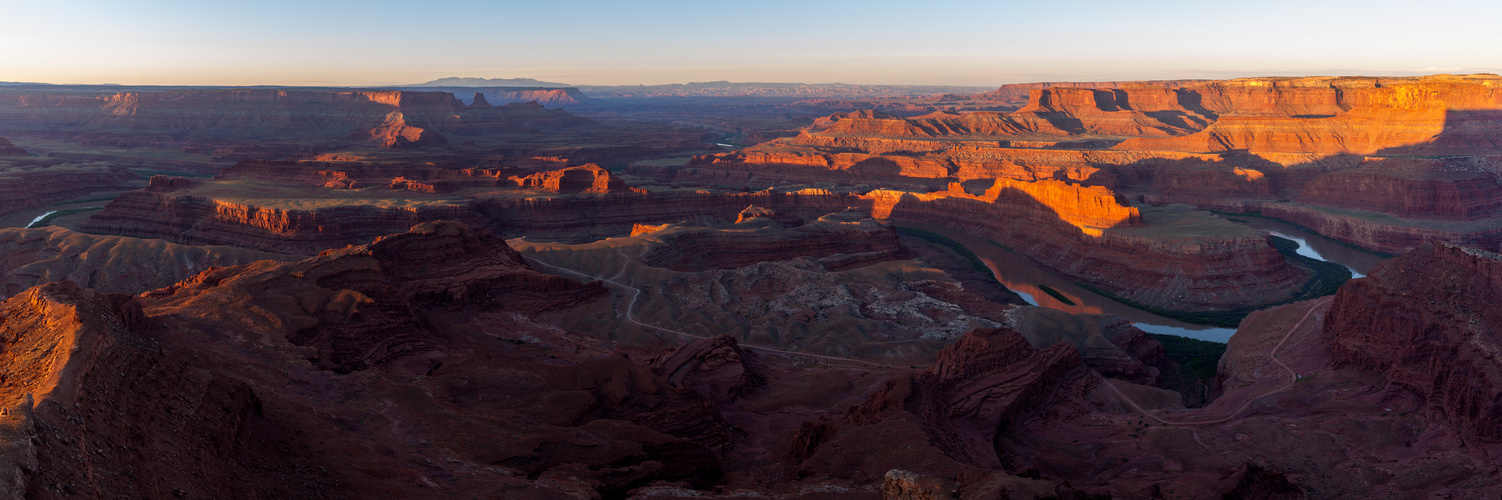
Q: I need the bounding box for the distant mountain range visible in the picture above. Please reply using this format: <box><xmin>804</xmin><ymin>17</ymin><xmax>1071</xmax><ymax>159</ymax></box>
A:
<box><xmin>412</xmin><ymin>78</ymin><xmax>993</xmax><ymax>99</ymax></box>
<box><xmin>411</xmin><ymin>77</ymin><xmax>572</xmax><ymax>88</ymax></box>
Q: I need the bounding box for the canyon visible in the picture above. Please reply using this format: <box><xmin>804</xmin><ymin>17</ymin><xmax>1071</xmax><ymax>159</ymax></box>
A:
<box><xmin>0</xmin><ymin>75</ymin><xmax>1501</xmax><ymax>498</ymax></box>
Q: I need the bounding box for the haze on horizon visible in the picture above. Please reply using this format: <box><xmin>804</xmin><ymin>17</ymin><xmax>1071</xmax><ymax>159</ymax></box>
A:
<box><xmin>5</xmin><ymin>0</ymin><xmax>1501</xmax><ymax>87</ymax></box>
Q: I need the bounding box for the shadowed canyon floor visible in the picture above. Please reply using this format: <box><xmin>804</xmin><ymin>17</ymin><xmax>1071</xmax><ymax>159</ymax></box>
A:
<box><xmin>0</xmin><ymin>76</ymin><xmax>1500</xmax><ymax>498</ymax></box>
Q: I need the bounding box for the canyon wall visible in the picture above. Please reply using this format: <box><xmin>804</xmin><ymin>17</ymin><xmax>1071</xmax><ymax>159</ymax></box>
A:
<box><xmin>77</xmin><ymin>188</ymin><xmax>478</xmax><ymax>255</ymax></box>
<box><xmin>1326</xmin><ymin>242</ymin><xmax>1502</xmax><ymax>445</ymax></box>
<box><xmin>873</xmin><ymin>187</ymin><xmax>1307</xmax><ymax>310</ymax></box>
<box><xmin>0</xmin><ymin>161</ymin><xmax>135</xmax><ymax>218</ymax></box>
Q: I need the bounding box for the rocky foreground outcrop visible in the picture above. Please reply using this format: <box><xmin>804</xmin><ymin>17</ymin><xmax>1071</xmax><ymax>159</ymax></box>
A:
<box><xmin>81</xmin><ymin>221</ymin><xmax>732</xmax><ymax>497</ymax></box>
<box><xmin>647</xmin><ymin>335</ymin><xmax>768</xmax><ymax>404</ymax></box>
<box><xmin>145</xmin><ymin>221</ymin><xmax>605</xmax><ymax>372</ymax></box>
<box><xmin>844</xmin><ymin>328</ymin><xmax>1098</xmax><ymax>470</ymax></box>
<box><xmin>0</xmin><ymin>226</ymin><xmax>294</xmax><ymax>299</ymax></box>
<box><xmin>3</xmin><ymin>218</ymin><xmax>1502</xmax><ymax>497</ymax></box>
<box><xmin>1326</xmin><ymin>242</ymin><xmax>1502</xmax><ymax>446</ymax></box>
<box><xmin>0</xmin><ymin>281</ymin><xmax>282</xmax><ymax>498</ymax></box>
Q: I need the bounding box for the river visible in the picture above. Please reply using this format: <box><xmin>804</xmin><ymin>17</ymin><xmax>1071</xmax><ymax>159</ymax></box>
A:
<box><xmin>1228</xmin><ymin>215</ymin><xmax>1385</xmax><ymax>278</ymax></box>
<box><xmin>898</xmin><ymin>220</ymin><xmax>1387</xmax><ymax>343</ymax></box>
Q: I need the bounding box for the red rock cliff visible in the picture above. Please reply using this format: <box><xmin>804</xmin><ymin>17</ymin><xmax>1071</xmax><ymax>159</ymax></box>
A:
<box><xmin>1326</xmin><ymin>242</ymin><xmax>1502</xmax><ymax>445</ymax></box>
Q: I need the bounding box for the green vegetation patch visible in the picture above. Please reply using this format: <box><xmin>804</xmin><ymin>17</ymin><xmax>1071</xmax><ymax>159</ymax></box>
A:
<box><xmin>131</xmin><ymin>169</ymin><xmax>216</xmax><ymax>179</ymax></box>
<box><xmin>1072</xmin><ymin>282</ymin><xmax>1247</xmax><ymax>327</ymax></box>
<box><xmin>1073</xmin><ymin>236</ymin><xmax>1353</xmax><ymax>328</ymax></box>
<box><xmin>1150</xmin><ymin>333</ymin><xmax>1227</xmax><ymax>382</ymax></box>
<box><xmin>1036</xmin><ymin>284</ymin><xmax>1076</xmax><ymax>306</ymax></box>
<box><xmin>1269</xmin><ymin>235</ymin><xmax>1352</xmax><ymax>300</ymax></box>
<box><xmin>896</xmin><ymin>227</ymin><xmax>991</xmax><ymax>275</ymax></box>
<box><xmin>1213</xmin><ymin>210</ymin><xmax>1399</xmax><ymax>258</ymax></box>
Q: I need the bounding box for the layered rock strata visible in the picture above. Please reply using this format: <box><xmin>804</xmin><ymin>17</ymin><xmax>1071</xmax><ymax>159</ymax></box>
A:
<box><xmin>1326</xmin><ymin>242</ymin><xmax>1502</xmax><ymax>445</ymax></box>
<box><xmin>680</xmin><ymin>75</ymin><xmax>1502</xmax><ymax>259</ymax></box>
<box><xmin>77</xmin><ymin>188</ymin><xmax>478</xmax><ymax>254</ymax></box>
<box><xmin>832</xmin><ymin>327</ymin><xmax>1099</xmax><ymax>472</ymax></box>
<box><xmin>144</xmin><ymin>221</ymin><xmax>604</xmax><ymax>372</ymax></box>
<box><xmin>646</xmin><ymin>335</ymin><xmax>768</xmax><ymax>404</ymax></box>
<box><xmin>871</xmin><ymin>184</ymin><xmax>1307</xmax><ymax>310</ymax></box>
<box><xmin>0</xmin><ymin>161</ymin><xmax>135</xmax><ymax>218</ymax></box>
<box><xmin>0</xmin><ymin>281</ymin><xmax>281</xmax><ymax>497</ymax></box>
<box><xmin>0</xmin><ymin>226</ymin><xmax>294</xmax><ymax>298</ymax></box>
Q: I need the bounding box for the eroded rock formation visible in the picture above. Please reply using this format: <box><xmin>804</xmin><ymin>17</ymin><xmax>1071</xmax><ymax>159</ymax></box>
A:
<box><xmin>145</xmin><ymin>221</ymin><xmax>604</xmax><ymax>372</ymax></box>
<box><xmin>1326</xmin><ymin>242</ymin><xmax>1502</xmax><ymax>445</ymax></box>
<box><xmin>647</xmin><ymin>335</ymin><xmax>768</xmax><ymax>404</ymax></box>
<box><xmin>0</xmin><ymin>281</ymin><xmax>288</xmax><ymax>497</ymax></box>
<box><xmin>0</xmin><ymin>160</ymin><xmax>135</xmax><ymax>218</ymax></box>
<box><xmin>0</xmin><ymin>226</ymin><xmax>294</xmax><ymax>298</ymax></box>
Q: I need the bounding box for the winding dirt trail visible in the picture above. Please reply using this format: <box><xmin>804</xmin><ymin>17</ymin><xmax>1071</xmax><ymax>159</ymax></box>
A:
<box><xmin>1104</xmin><ymin>296</ymin><xmax>1333</xmax><ymax>427</ymax></box>
<box><xmin>523</xmin><ymin>255</ymin><xmax>888</xmax><ymax>367</ymax></box>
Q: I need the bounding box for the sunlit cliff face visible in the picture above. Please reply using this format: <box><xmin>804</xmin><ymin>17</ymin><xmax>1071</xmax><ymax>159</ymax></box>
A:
<box><xmin>863</xmin><ymin>178</ymin><xmax>1140</xmax><ymax>237</ymax></box>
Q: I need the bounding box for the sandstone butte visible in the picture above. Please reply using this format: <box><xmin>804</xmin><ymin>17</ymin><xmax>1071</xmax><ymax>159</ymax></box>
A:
<box><xmin>0</xmin><ymin>138</ymin><xmax>27</xmax><ymax>156</ymax></box>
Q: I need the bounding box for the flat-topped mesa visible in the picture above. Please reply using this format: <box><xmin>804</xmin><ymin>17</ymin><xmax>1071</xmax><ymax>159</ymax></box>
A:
<box><xmin>214</xmin><ymin>159</ymin><xmax>527</xmax><ymax>188</ymax></box>
<box><xmin>976</xmin><ymin>79</ymin><xmax>1210</xmax><ymax>106</ymax></box>
<box><xmin>477</xmin><ymin>189</ymin><xmax>861</xmax><ymax>243</ymax></box>
<box><xmin>366</xmin><ymin>111</ymin><xmax>447</xmax><ymax>148</ymax></box>
<box><xmin>145</xmin><ymin>174</ymin><xmax>194</xmax><ymax>192</ymax></box>
<box><xmin>781</xmin><ymin>74</ymin><xmax>1502</xmax><ymax>156</ymax></box>
<box><xmin>0</xmin><ymin>137</ymin><xmax>27</xmax><ymax>156</ymax></box>
<box><xmin>734</xmin><ymin>204</ymin><xmax>804</xmax><ymax>226</ymax></box>
<box><xmin>0</xmin><ymin>88</ymin><xmax>595</xmax><ymax>149</ymax></box>
<box><xmin>1326</xmin><ymin>242</ymin><xmax>1502</xmax><ymax>449</ymax></box>
<box><xmin>508</xmin><ymin>163</ymin><xmax>643</xmax><ymax>194</ymax></box>
<box><xmin>684</xmin><ymin>149</ymin><xmax>957</xmax><ymax>190</ymax></box>
<box><xmin>1118</xmin><ymin>74</ymin><xmax>1502</xmax><ymax>155</ymax></box>
<box><xmin>77</xmin><ymin>189</ymin><xmax>479</xmax><ymax>254</ymax></box>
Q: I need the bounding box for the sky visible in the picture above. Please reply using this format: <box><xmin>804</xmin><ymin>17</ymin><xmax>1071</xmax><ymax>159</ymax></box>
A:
<box><xmin>3</xmin><ymin>0</ymin><xmax>1500</xmax><ymax>87</ymax></box>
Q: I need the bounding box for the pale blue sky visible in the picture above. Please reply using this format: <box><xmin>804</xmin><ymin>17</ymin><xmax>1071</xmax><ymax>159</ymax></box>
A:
<box><xmin>3</xmin><ymin>0</ymin><xmax>1499</xmax><ymax>86</ymax></box>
